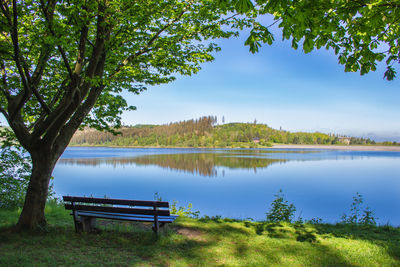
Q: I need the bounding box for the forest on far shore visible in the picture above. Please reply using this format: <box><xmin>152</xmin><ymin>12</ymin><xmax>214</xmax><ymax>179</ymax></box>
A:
<box><xmin>70</xmin><ymin>116</ymin><xmax>397</xmax><ymax>148</ymax></box>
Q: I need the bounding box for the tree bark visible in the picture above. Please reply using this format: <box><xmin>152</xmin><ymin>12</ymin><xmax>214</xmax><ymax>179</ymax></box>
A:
<box><xmin>15</xmin><ymin>150</ymin><xmax>58</xmax><ymax>231</ymax></box>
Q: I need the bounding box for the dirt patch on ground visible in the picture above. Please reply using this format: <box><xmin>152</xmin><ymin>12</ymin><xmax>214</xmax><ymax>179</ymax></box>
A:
<box><xmin>176</xmin><ymin>227</ymin><xmax>206</xmax><ymax>241</ymax></box>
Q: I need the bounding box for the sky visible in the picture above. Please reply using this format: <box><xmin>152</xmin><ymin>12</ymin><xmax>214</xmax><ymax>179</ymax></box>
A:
<box><xmin>1</xmin><ymin>24</ymin><xmax>399</xmax><ymax>141</ymax></box>
<box><xmin>121</xmin><ymin>29</ymin><xmax>400</xmax><ymax>142</ymax></box>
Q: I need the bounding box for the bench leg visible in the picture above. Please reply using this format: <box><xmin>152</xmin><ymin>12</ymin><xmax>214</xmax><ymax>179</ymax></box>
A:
<box><xmin>152</xmin><ymin>222</ymin><xmax>159</xmax><ymax>234</ymax></box>
<box><xmin>152</xmin><ymin>222</ymin><xmax>169</xmax><ymax>234</ymax></box>
<box><xmin>73</xmin><ymin>218</ymin><xmax>83</xmax><ymax>233</ymax></box>
<box><xmin>81</xmin><ymin>217</ymin><xmax>98</xmax><ymax>233</ymax></box>
<box><xmin>152</xmin><ymin>214</ymin><xmax>160</xmax><ymax>234</ymax></box>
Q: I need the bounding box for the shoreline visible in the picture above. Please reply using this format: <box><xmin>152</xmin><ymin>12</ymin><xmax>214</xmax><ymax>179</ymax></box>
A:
<box><xmin>272</xmin><ymin>144</ymin><xmax>400</xmax><ymax>152</ymax></box>
<box><xmin>68</xmin><ymin>144</ymin><xmax>400</xmax><ymax>152</ymax></box>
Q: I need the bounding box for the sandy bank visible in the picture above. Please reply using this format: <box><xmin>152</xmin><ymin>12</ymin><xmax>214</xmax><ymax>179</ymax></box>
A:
<box><xmin>272</xmin><ymin>144</ymin><xmax>400</xmax><ymax>152</ymax></box>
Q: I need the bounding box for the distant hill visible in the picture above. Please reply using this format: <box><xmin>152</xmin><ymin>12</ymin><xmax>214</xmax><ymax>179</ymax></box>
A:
<box><xmin>70</xmin><ymin>116</ymin><xmax>390</xmax><ymax>148</ymax></box>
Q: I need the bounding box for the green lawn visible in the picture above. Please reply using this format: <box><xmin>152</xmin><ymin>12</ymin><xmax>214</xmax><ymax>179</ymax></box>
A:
<box><xmin>0</xmin><ymin>203</ymin><xmax>399</xmax><ymax>266</ymax></box>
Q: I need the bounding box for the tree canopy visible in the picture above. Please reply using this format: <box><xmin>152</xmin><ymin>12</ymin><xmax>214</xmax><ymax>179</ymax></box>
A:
<box><xmin>234</xmin><ymin>0</ymin><xmax>400</xmax><ymax>80</ymax></box>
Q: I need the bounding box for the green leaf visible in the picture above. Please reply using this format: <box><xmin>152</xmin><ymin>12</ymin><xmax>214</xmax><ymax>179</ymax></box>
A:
<box><xmin>384</xmin><ymin>66</ymin><xmax>396</xmax><ymax>81</ymax></box>
<box><xmin>234</xmin><ymin>0</ymin><xmax>255</xmax><ymax>14</ymax></box>
<box><xmin>291</xmin><ymin>39</ymin><xmax>298</xmax><ymax>50</ymax></box>
<box><xmin>338</xmin><ymin>54</ymin><xmax>346</xmax><ymax>65</ymax></box>
<box><xmin>245</xmin><ymin>32</ymin><xmax>261</xmax><ymax>53</ymax></box>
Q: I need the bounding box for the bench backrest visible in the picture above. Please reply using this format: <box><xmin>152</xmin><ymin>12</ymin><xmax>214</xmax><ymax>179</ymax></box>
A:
<box><xmin>63</xmin><ymin>196</ymin><xmax>171</xmax><ymax>216</ymax></box>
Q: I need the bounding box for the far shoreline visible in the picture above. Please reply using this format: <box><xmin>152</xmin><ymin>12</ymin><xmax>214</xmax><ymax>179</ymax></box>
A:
<box><xmin>68</xmin><ymin>144</ymin><xmax>400</xmax><ymax>152</ymax></box>
<box><xmin>272</xmin><ymin>144</ymin><xmax>400</xmax><ymax>152</ymax></box>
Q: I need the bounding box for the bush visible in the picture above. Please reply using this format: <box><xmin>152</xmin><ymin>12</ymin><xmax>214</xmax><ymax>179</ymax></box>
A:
<box><xmin>170</xmin><ymin>200</ymin><xmax>200</xmax><ymax>218</ymax></box>
<box><xmin>154</xmin><ymin>192</ymin><xmax>199</xmax><ymax>218</ymax></box>
<box><xmin>266</xmin><ymin>189</ymin><xmax>296</xmax><ymax>223</ymax></box>
<box><xmin>0</xmin><ymin>128</ymin><xmax>31</xmax><ymax>209</ymax></box>
<box><xmin>341</xmin><ymin>192</ymin><xmax>377</xmax><ymax>226</ymax></box>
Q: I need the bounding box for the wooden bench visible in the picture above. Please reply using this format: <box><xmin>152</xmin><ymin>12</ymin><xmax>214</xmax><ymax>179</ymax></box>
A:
<box><xmin>63</xmin><ymin>196</ymin><xmax>178</xmax><ymax>234</ymax></box>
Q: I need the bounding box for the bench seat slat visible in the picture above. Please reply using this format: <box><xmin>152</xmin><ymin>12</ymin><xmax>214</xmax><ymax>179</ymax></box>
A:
<box><xmin>65</xmin><ymin>204</ymin><xmax>170</xmax><ymax>216</ymax></box>
<box><xmin>63</xmin><ymin>196</ymin><xmax>169</xmax><ymax>208</ymax></box>
<box><xmin>75</xmin><ymin>210</ymin><xmax>178</xmax><ymax>220</ymax></box>
<box><xmin>75</xmin><ymin>211</ymin><xmax>177</xmax><ymax>223</ymax></box>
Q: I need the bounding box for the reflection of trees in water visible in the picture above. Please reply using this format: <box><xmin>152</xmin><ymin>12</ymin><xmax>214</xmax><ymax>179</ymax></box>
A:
<box><xmin>58</xmin><ymin>157</ymin><xmax>139</xmax><ymax>168</ymax></box>
<box><xmin>133</xmin><ymin>153</ymin><xmax>286</xmax><ymax>177</ymax></box>
<box><xmin>58</xmin><ymin>153</ymin><xmax>287</xmax><ymax>177</ymax></box>
<box><xmin>223</xmin><ymin>149</ymin><xmax>318</xmax><ymax>154</ymax></box>
<box><xmin>134</xmin><ymin>153</ymin><xmax>218</xmax><ymax>176</ymax></box>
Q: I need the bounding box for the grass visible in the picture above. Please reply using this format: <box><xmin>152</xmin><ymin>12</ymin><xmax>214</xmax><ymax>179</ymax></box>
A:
<box><xmin>0</xmin><ymin>203</ymin><xmax>399</xmax><ymax>266</ymax></box>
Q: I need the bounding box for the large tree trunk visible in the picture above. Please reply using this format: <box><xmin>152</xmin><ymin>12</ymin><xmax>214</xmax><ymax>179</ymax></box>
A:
<box><xmin>15</xmin><ymin>150</ymin><xmax>58</xmax><ymax>231</ymax></box>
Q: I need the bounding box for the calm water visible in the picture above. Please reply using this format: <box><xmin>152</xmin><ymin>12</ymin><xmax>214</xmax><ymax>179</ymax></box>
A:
<box><xmin>54</xmin><ymin>147</ymin><xmax>400</xmax><ymax>225</ymax></box>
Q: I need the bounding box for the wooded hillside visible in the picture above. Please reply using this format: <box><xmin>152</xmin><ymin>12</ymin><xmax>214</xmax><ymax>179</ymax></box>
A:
<box><xmin>70</xmin><ymin>116</ymin><xmax>378</xmax><ymax>147</ymax></box>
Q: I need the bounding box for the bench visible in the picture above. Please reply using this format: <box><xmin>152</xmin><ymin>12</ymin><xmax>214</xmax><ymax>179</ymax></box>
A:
<box><xmin>63</xmin><ymin>196</ymin><xmax>178</xmax><ymax>234</ymax></box>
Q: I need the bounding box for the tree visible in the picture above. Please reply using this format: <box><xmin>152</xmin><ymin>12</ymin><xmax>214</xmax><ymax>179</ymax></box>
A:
<box><xmin>231</xmin><ymin>0</ymin><xmax>400</xmax><ymax>80</ymax></box>
<box><xmin>0</xmin><ymin>0</ymin><xmax>251</xmax><ymax>230</ymax></box>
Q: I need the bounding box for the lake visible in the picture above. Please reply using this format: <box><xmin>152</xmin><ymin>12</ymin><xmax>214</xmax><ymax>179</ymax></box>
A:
<box><xmin>54</xmin><ymin>147</ymin><xmax>400</xmax><ymax>225</ymax></box>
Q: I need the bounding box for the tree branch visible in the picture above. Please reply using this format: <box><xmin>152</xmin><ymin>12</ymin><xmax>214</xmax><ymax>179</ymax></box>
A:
<box><xmin>39</xmin><ymin>0</ymin><xmax>73</xmax><ymax>80</ymax></box>
<box><xmin>109</xmin><ymin>9</ymin><xmax>186</xmax><ymax>79</ymax></box>
<box><xmin>0</xmin><ymin>61</ymin><xmax>11</xmax><ymax>99</ymax></box>
<box><xmin>28</xmin><ymin>82</ymin><xmax>65</xmax><ymax>131</ymax></box>
<box><xmin>109</xmin><ymin>10</ymin><xmax>240</xmax><ymax>80</ymax></box>
<box><xmin>15</xmin><ymin>55</ymin><xmax>51</xmax><ymax>116</ymax></box>
<box><xmin>34</xmin><ymin>1</ymin><xmax>110</xmax><ymax>143</ymax></box>
<box><xmin>8</xmin><ymin>0</ymin><xmax>33</xmax><ymax>119</ymax></box>
<box><xmin>85</xmin><ymin>6</ymin><xmax>109</xmax><ymax>79</ymax></box>
<box><xmin>31</xmin><ymin>80</ymin><xmax>73</xmax><ymax>139</ymax></box>
<box><xmin>6</xmin><ymin>111</ymin><xmax>32</xmax><ymax>150</ymax></box>
<box><xmin>47</xmin><ymin>53</ymin><xmax>106</xmax><ymax>148</ymax></box>
<box><xmin>53</xmin><ymin>81</ymin><xmax>105</xmax><ymax>157</ymax></box>
<box><xmin>53</xmin><ymin>84</ymin><xmax>103</xmax><ymax>156</ymax></box>
<box><xmin>32</xmin><ymin>86</ymin><xmax>51</xmax><ymax>114</ymax></box>
<box><xmin>27</xmin><ymin>47</ymin><xmax>53</xmax><ymax>114</ymax></box>
<box><xmin>31</xmin><ymin>48</ymin><xmax>52</xmax><ymax>88</ymax></box>
<box><xmin>73</xmin><ymin>24</ymin><xmax>89</xmax><ymax>76</ymax></box>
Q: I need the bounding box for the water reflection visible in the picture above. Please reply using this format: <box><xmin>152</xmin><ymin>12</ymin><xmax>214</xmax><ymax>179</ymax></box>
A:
<box><xmin>54</xmin><ymin>147</ymin><xmax>400</xmax><ymax>224</ymax></box>
<box><xmin>132</xmin><ymin>153</ymin><xmax>286</xmax><ymax>177</ymax></box>
<box><xmin>57</xmin><ymin>148</ymin><xmax>395</xmax><ymax>177</ymax></box>
<box><xmin>59</xmin><ymin>153</ymin><xmax>287</xmax><ymax>177</ymax></box>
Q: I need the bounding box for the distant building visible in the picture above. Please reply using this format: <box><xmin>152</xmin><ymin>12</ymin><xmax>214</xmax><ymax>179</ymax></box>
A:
<box><xmin>338</xmin><ymin>136</ymin><xmax>350</xmax><ymax>145</ymax></box>
<box><xmin>253</xmin><ymin>137</ymin><xmax>260</xmax><ymax>143</ymax></box>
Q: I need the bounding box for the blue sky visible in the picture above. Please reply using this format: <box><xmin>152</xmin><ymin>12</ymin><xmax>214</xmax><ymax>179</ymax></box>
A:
<box><xmin>122</xmin><ymin>31</ymin><xmax>400</xmax><ymax>141</ymax></box>
<box><xmin>1</xmin><ymin>26</ymin><xmax>399</xmax><ymax>141</ymax></box>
